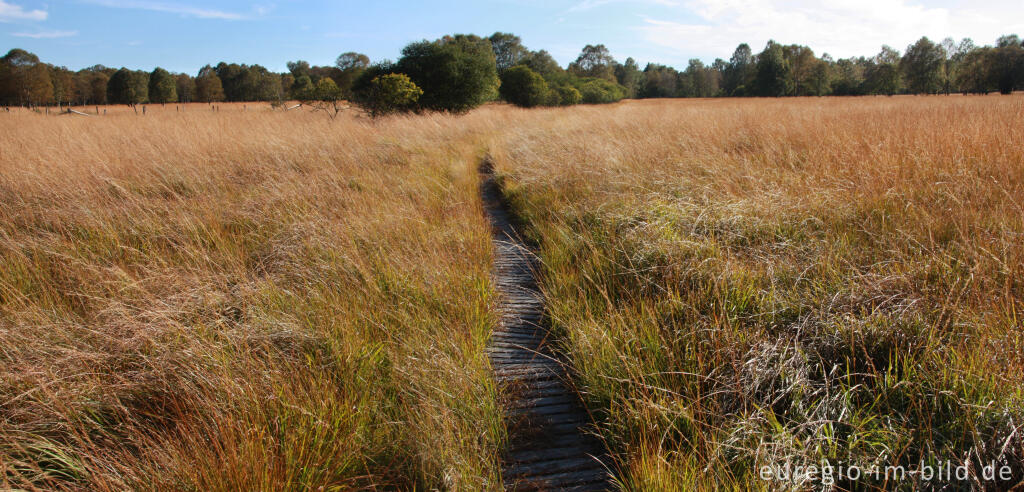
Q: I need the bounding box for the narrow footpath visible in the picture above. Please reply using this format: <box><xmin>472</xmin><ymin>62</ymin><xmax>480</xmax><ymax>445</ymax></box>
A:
<box><xmin>480</xmin><ymin>163</ymin><xmax>614</xmax><ymax>491</ymax></box>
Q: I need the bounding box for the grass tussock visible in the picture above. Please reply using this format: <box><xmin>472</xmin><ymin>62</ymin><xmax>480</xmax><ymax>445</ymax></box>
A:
<box><xmin>0</xmin><ymin>106</ymin><xmax>506</xmax><ymax>490</ymax></box>
<box><xmin>488</xmin><ymin>96</ymin><xmax>1024</xmax><ymax>490</ymax></box>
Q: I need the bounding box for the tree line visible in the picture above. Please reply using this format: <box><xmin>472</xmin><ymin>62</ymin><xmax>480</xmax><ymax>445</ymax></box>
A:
<box><xmin>2</xmin><ymin>32</ymin><xmax>1022</xmax><ymax>114</ymax></box>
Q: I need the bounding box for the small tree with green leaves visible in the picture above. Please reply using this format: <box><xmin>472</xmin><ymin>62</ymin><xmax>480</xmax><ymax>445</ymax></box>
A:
<box><xmin>360</xmin><ymin>73</ymin><xmax>422</xmax><ymax>117</ymax></box>
<box><xmin>301</xmin><ymin>77</ymin><xmax>347</xmax><ymax>119</ymax></box>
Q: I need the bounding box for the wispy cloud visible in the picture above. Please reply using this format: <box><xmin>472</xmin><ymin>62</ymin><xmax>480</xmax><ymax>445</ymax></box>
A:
<box><xmin>84</xmin><ymin>0</ymin><xmax>249</xmax><ymax>20</ymax></box>
<box><xmin>11</xmin><ymin>29</ymin><xmax>78</xmax><ymax>38</ymax></box>
<box><xmin>637</xmin><ymin>0</ymin><xmax>1024</xmax><ymax>60</ymax></box>
<box><xmin>0</xmin><ymin>0</ymin><xmax>47</xmax><ymax>22</ymax></box>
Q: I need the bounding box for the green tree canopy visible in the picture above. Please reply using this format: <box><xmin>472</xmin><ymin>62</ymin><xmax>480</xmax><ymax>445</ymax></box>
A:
<box><xmin>568</xmin><ymin>44</ymin><xmax>616</xmax><ymax>82</ymax></box>
<box><xmin>753</xmin><ymin>41</ymin><xmax>794</xmax><ymax>96</ymax></box>
<box><xmin>335</xmin><ymin>52</ymin><xmax>369</xmax><ymax>98</ymax></box>
<box><xmin>901</xmin><ymin>36</ymin><xmax>946</xmax><ymax>94</ymax></box>
<box><xmin>640</xmin><ymin>64</ymin><xmax>678</xmax><ymax>98</ymax></box>
<box><xmin>576</xmin><ymin>77</ymin><xmax>624</xmax><ymax>103</ymax></box>
<box><xmin>195</xmin><ymin>65</ymin><xmax>225</xmax><ymax>102</ymax></box>
<box><xmin>360</xmin><ymin>73</ymin><xmax>422</xmax><ymax>116</ymax></box>
<box><xmin>614</xmin><ymin>57</ymin><xmax>643</xmax><ymax>98</ymax></box>
<box><xmin>722</xmin><ymin>43</ymin><xmax>755</xmax><ymax>96</ymax></box>
<box><xmin>489</xmin><ymin>32</ymin><xmax>528</xmax><ymax>72</ymax></box>
<box><xmin>1</xmin><ymin>48</ymin><xmax>44</xmax><ymax>105</ymax></box>
<box><xmin>148</xmin><ymin>67</ymin><xmax>178</xmax><ymax>103</ymax></box>
<box><xmin>555</xmin><ymin>85</ymin><xmax>581</xmax><ymax>105</ymax></box>
<box><xmin>23</xmin><ymin>63</ymin><xmax>53</xmax><ymax>105</ymax></box>
<box><xmin>499</xmin><ymin>65</ymin><xmax>549</xmax><ymax>107</ymax></box>
<box><xmin>291</xmin><ymin>75</ymin><xmax>314</xmax><ymax>100</ymax></box>
<box><xmin>520</xmin><ymin>50</ymin><xmax>563</xmax><ymax>80</ymax></box>
<box><xmin>176</xmin><ymin>74</ymin><xmax>195</xmax><ymax>102</ymax></box>
<box><xmin>863</xmin><ymin>46</ymin><xmax>902</xmax><ymax>95</ymax></box>
<box><xmin>395</xmin><ymin>34</ymin><xmax>500</xmax><ymax>113</ymax></box>
<box><xmin>107</xmin><ymin>68</ymin><xmax>148</xmax><ymax>105</ymax></box>
<box><xmin>989</xmin><ymin>36</ymin><xmax>1023</xmax><ymax>94</ymax></box>
<box><xmin>313</xmin><ymin>77</ymin><xmax>342</xmax><ymax>101</ymax></box>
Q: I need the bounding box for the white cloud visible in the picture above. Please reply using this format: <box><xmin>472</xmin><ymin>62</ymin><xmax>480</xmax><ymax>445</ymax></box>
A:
<box><xmin>11</xmin><ymin>29</ymin><xmax>77</xmax><ymax>38</ymax></box>
<box><xmin>0</xmin><ymin>0</ymin><xmax>47</xmax><ymax>22</ymax></box>
<box><xmin>638</xmin><ymin>0</ymin><xmax>1024</xmax><ymax>59</ymax></box>
<box><xmin>84</xmin><ymin>0</ymin><xmax>248</xmax><ymax>20</ymax></box>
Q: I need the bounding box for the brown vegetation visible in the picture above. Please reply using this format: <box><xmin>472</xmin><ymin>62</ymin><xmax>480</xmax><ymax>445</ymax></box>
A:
<box><xmin>2</xmin><ymin>94</ymin><xmax>1022</xmax><ymax>490</ymax></box>
<box><xmin>489</xmin><ymin>95</ymin><xmax>1024</xmax><ymax>489</ymax></box>
<box><xmin>0</xmin><ymin>107</ymin><xmax>503</xmax><ymax>489</ymax></box>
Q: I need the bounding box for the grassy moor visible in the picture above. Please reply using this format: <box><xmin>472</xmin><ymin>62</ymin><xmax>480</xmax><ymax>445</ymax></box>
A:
<box><xmin>1</xmin><ymin>94</ymin><xmax>1023</xmax><ymax>490</ymax></box>
<box><xmin>0</xmin><ymin>106</ymin><xmax>504</xmax><ymax>490</ymax></box>
<box><xmin>489</xmin><ymin>96</ymin><xmax>1024</xmax><ymax>490</ymax></box>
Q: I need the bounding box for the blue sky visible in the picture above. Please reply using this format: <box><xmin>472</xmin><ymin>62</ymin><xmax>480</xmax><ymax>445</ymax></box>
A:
<box><xmin>2</xmin><ymin>0</ymin><xmax>1022</xmax><ymax>74</ymax></box>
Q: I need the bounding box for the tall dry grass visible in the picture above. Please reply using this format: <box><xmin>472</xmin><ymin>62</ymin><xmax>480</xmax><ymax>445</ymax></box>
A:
<box><xmin>488</xmin><ymin>96</ymin><xmax>1024</xmax><ymax>490</ymax></box>
<box><xmin>0</xmin><ymin>106</ymin><xmax>507</xmax><ymax>490</ymax></box>
<box><xmin>4</xmin><ymin>96</ymin><xmax>1023</xmax><ymax>490</ymax></box>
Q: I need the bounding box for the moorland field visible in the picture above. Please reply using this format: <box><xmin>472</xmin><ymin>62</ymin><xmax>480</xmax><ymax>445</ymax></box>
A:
<box><xmin>1</xmin><ymin>95</ymin><xmax>1022</xmax><ymax>490</ymax></box>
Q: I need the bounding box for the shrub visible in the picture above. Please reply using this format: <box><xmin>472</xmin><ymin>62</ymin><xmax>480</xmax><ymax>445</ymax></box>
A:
<box><xmin>577</xmin><ymin>78</ymin><xmax>625</xmax><ymax>104</ymax></box>
<box><xmin>499</xmin><ymin>65</ymin><xmax>549</xmax><ymax>108</ymax></box>
<box><xmin>362</xmin><ymin>73</ymin><xmax>422</xmax><ymax>117</ymax></box>
<box><xmin>314</xmin><ymin>78</ymin><xmax>342</xmax><ymax>101</ymax></box>
<box><xmin>556</xmin><ymin>85</ymin><xmax>582</xmax><ymax>106</ymax></box>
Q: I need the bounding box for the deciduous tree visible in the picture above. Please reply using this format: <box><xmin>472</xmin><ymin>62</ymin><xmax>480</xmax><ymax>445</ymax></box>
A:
<box><xmin>176</xmin><ymin>74</ymin><xmax>195</xmax><ymax>102</ymax></box>
<box><xmin>568</xmin><ymin>44</ymin><xmax>616</xmax><ymax>82</ymax></box>
<box><xmin>395</xmin><ymin>34</ymin><xmax>500</xmax><ymax>113</ymax></box>
<box><xmin>753</xmin><ymin>41</ymin><xmax>793</xmax><ymax>96</ymax></box>
<box><xmin>195</xmin><ymin>65</ymin><xmax>225</xmax><ymax>102</ymax></box>
<box><xmin>335</xmin><ymin>52</ymin><xmax>369</xmax><ymax>98</ymax></box>
<box><xmin>489</xmin><ymin>32</ymin><xmax>528</xmax><ymax>72</ymax></box>
<box><xmin>148</xmin><ymin>67</ymin><xmax>178</xmax><ymax>103</ymax></box>
<box><xmin>901</xmin><ymin>37</ymin><xmax>945</xmax><ymax>94</ymax></box>
<box><xmin>863</xmin><ymin>46</ymin><xmax>901</xmax><ymax>95</ymax></box>
<box><xmin>614</xmin><ymin>57</ymin><xmax>642</xmax><ymax>98</ymax></box>
<box><xmin>520</xmin><ymin>50</ymin><xmax>563</xmax><ymax>80</ymax></box>
<box><xmin>722</xmin><ymin>43</ymin><xmax>754</xmax><ymax>96</ymax></box>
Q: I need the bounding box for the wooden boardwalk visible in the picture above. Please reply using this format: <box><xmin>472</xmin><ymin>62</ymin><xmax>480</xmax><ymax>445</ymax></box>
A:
<box><xmin>481</xmin><ymin>165</ymin><xmax>614</xmax><ymax>491</ymax></box>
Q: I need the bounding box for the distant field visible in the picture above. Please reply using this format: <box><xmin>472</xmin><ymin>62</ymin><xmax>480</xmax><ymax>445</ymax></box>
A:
<box><xmin>2</xmin><ymin>95</ymin><xmax>1022</xmax><ymax>490</ymax></box>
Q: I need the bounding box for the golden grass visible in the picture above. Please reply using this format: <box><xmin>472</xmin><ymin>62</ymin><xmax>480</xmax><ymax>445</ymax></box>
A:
<box><xmin>0</xmin><ymin>106</ymin><xmax>505</xmax><ymax>490</ymax></box>
<box><xmin>2</xmin><ymin>95</ymin><xmax>1022</xmax><ymax>490</ymax></box>
<box><xmin>488</xmin><ymin>95</ymin><xmax>1024</xmax><ymax>489</ymax></box>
